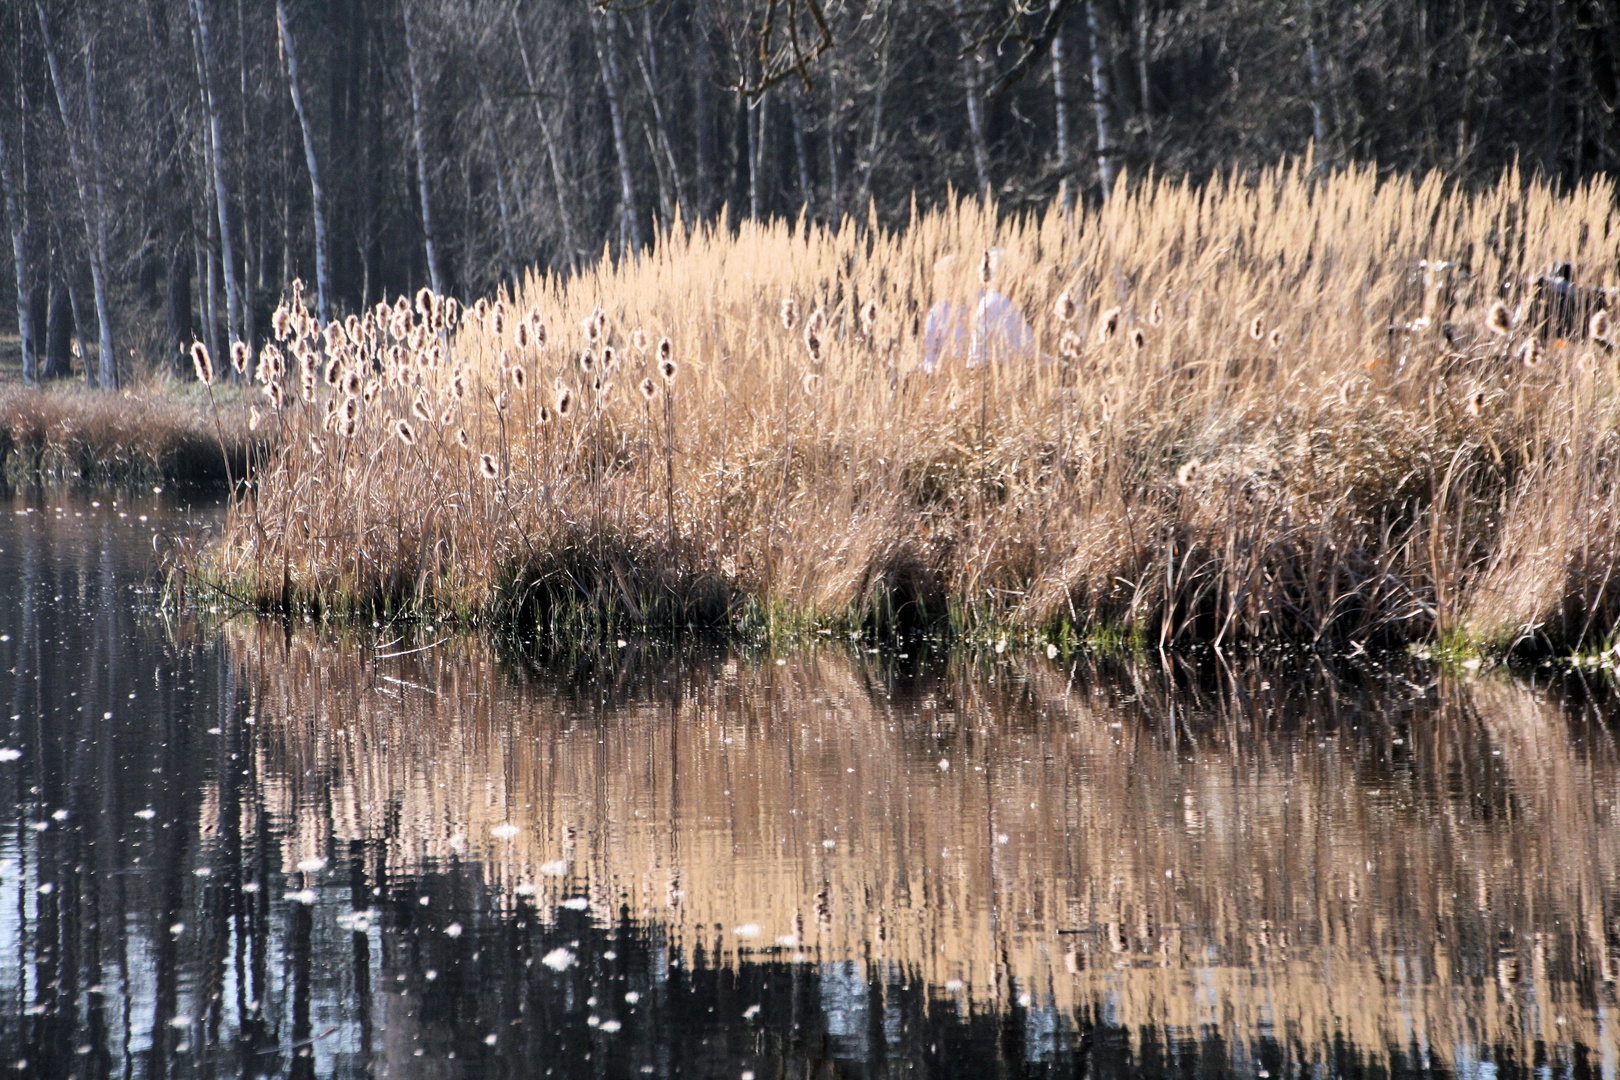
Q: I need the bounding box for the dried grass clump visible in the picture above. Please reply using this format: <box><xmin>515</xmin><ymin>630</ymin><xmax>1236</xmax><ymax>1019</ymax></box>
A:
<box><xmin>205</xmin><ymin>161</ymin><xmax>1620</xmax><ymax>652</ymax></box>
<box><xmin>0</xmin><ymin>380</ymin><xmax>251</xmax><ymax>483</ymax></box>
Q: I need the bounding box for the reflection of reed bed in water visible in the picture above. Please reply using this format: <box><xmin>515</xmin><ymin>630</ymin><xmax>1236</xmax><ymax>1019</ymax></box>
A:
<box><xmin>224</xmin><ymin>621</ymin><xmax>1620</xmax><ymax>1068</ymax></box>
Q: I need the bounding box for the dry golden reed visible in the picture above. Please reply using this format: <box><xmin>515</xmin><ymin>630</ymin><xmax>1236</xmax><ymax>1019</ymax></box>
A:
<box><xmin>203</xmin><ymin>161</ymin><xmax>1620</xmax><ymax>651</ymax></box>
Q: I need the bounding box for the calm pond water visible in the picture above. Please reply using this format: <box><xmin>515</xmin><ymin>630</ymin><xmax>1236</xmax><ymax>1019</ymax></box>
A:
<box><xmin>1</xmin><ymin>488</ymin><xmax>1619</xmax><ymax>1079</ymax></box>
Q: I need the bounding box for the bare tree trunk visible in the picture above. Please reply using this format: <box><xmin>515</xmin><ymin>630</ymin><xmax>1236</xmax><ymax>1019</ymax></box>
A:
<box><xmin>1051</xmin><ymin>0</ymin><xmax>1073</xmax><ymax>213</ymax></box>
<box><xmin>1085</xmin><ymin>0</ymin><xmax>1117</xmax><ymax>198</ymax></box>
<box><xmin>235</xmin><ymin>0</ymin><xmax>255</xmax><ymax>354</ymax></box>
<box><xmin>636</xmin><ymin>10</ymin><xmax>687</xmax><ymax>219</ymax></box>
<box><xmin>827</xmin><ymin>64</ymin><xmax>841</xmax><ymax>223</ymax></box>
<box><xmin>693</xmin><ymin>28</ymin><xmax>713</xmax><ymax>221</ymax></box>
<box><xmin>37</xmin><ymin>1</ymin><xmax>117</xmax><ymax>389</ymax></box>
<box><xmin>591</xmin><ymin>7</ymin><xmax>641</xmax><ymax>254</ymax></box>
<box><xmin>0</xmin><ymin>102</ymin><xmax>36</xmax><ymax>382</ymax></box>
<box><xmin>479</xmin><ymin>82</ymin><xmax>517</xmax><ymax>283</ymax></box>
<box><xmin>1134</xmin><ymin>0</ymin><xmax>1151</xmax><ymax>124</ymax></box>
<box><xmin>192</xmin><ymin>0</ymin><xmax>242</xmax><ymax>358</ymax></box>
<box><xmin>791</xmin><ymin>90</ymin><xmax>813</xmax><ymax>217</ymax></box>
<box><xmin>276</xmin><ymin>0</ymin><xmax>331</xmax><ymax>320</ymax></box>
<box><xmin>401</xmin><ymin>0</ymin><xmax>444</xmax><ymax>295</ymax></box>
<box><xmin>951</xmin><ymin>0</ymin><xmax>991</xmax><ymax>198</ymax></box>
<box><xmin>510</xmin><ymin>2</ymin><xmax>578</xmax><ymax>271</ymax></box>
<box><xmin>858</xmin><ymin>35</ymin><xmax>891</xmax><ymax>212</ymax></box>
<box><xmin>749</xmin><ymin>90</ymin><xmax>767</xmax><ymax>220</ymax></box>
<box><xmin>1545</xmin><ymin>0</ymin><xmax>1564</xmax><ymax>175</ymax></box>
<box><xmin>1303</xmin><ymin>0</ymin><xmax>1331</xmax><ymax>166</ymax></box>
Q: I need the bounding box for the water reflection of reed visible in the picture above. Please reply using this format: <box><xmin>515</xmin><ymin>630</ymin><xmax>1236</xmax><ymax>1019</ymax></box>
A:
<box><xmin>225</xmin><ymin>624</ymin><xmax>1620</xmax><ymax>1072</ymax></box>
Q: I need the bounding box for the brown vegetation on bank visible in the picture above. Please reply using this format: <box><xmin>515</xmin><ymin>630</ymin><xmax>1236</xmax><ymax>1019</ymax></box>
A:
<box><xmin>205</xmin><ymin>164</ymin><xmax>1620</xmax><ymax>651</ymax></box>
<box><xmin>0</xmin><ymin>379</ymin><xmax>252</xmax><ymax>483</ymax></box>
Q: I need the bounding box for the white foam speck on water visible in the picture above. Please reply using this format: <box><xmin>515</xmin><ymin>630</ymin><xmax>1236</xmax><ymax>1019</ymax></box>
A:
<box><xmin>560</xmin><ymin>897</ymin><xmax>590</xmax><ymax>911</ymax></box>
<box><xmin>540</xmin><ymin>859</ymin><xmax>570</xmax><ymax>877</ymax></box>
<box><xmin>193</xmin><ymin>867</ymin><xmax>212</xmax><ymax>876</ymax></box>
<box><xmin>491</xmin><ymin>823</ymin><xmax>520</xmax><ymax>840</ymax></box>
<box><xmin>135</xmin><ymin>808</ymin><xmax>156</xmax><ymax>820</ymax></box>
<box><xmin>513</xmin><ymin>882</ymin><xmax>537</xmax><ymax>896</ymax></box>
<box><xmin>822</xmin><ymin>839</ymin><xmax>836</xmax><ymax>849</ymax></box>
<box><xmin>1018</xmin><ymin>992</ymin><xmax>1033</xmax><ymax>1008</ymax></box>
<box><xmin>0</xmin><ymin>749</ymin><xmax>19</xmax><ymax>762</ymax></box>
<box><xmin>776</xmin><ymin>934</ymin><xmax>798</xmax><ymax>947</ymax></box>
<box><xmin>945</xmin><ymin>979</ymin><xmax>964</xmax><ymax>992</ymax></box>
<box><xmin>285</xmin><ymin>889</ymin><xmax>317</xmax><ymax>905</ymax></box>
<box><xmin>624</xmin><ymin>991</ymin><xmax>641</xmax><ymax>1004</ymax></box>
<box><xmin>939</xmin><ymin>759</ymin><xmax>950</xmax><ymax>770</ymax></box>
<box><xmin>446</xmin><ymin>922</ymin><xmax>463</xmax><ymax>938</ymax></box>
<box><xmin>296</xmin><ymin>858</ymin><xmax>327</xmax><ymax>873</ymax></box>
<box><xmin>241</xmin><ymin>882</ymin><xmax>260</xmax><ymax>894</ymax></box>
<box><xmin>169</xmin><ymin>923</ymin><xmax>185</xmax><ymax>936</ymax></box>
<box><xmin>600</xmin><ymin>1019</ymin><xmax>622</xmax><ymax>1033</ymax></box>
<box><xmin>484</xmin><ymin>1034</ymin><xmax>498</xmax><ymax>1046</ymax></box>
<box><xmin>743</xmin><ymin>1004</ymin><xmax>761</xmax><ymax>1020</ymax></box>
<box><xmin>733</xmin><ymin>923</ymin><xmax>761</xmax><ymax>938</ymax></box>
<box><xmin>541</xmin><ymin>947</ymin><xmax>576</xmax><ymax>971</ymax></box>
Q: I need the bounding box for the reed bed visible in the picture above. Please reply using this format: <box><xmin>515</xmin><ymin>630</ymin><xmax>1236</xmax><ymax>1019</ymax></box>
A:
<box><xmin>205</xmin><ymin>161</ymin><xmax>1620</xmax><ymax>651</ymax></box>
<box><xmin>0</xmin><ymin>380</ymin><xmax>251</xmax><ymax>483</ymax></box>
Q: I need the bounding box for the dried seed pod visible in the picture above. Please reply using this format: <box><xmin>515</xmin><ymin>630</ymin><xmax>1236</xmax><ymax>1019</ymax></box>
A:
<box><xmin>1248</xmin><ymin>315</ymin><xmax>1265</xmax><ymax>341</ymax></box>
<box><xmin>639</xmin><ymin>377</ymin><xmax>658</xmax><ymax>401</ymax></box>
<box><xmin>1487</xmin><ymin>300</ymin><xmax>1514</xmax><ymax>336</ymax></box>
<box><xmin>1054</xmin><ymin>291</ymin><xmax>1077</xmax><ymax>322</ymax></box>
<box><xmin>1177</xmin><ymin>460</ymin><xmax>1201</xmax><ymax>487</ymax></box>
<box><xmin>395</xmin><ymin>420</ymin><xmax>417</xmax><ymax>445</ymax></box>
<box><xmin>1096</xmin><ymin>308</ymin><xmax>1121</xmax><ymax>342</ymax></box>
<box><xmin>781</xmin><ymin>297</ymin><xmax>799</xmax><ymax>332</ymax></box>
<box><xmin>659</xmin><ymin>356</ymin><xmax>678</xmax><ymax>384</ymax></box>
<box><xmin>480</xmin><ymin>454</ymin><xmax>499</xmax><ymax>480</ymax></box>
<box><xmin>191</xmin><ymin>341</ymin><xmax>214</xmax><ymax>385</ymax></box>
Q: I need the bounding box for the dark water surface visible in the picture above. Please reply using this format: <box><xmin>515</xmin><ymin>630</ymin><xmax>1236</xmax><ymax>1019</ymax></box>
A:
<box><xmin>2</xmin><ymin>489</ymin><xmax>1619</xmax><ymax>1079</ymax></box>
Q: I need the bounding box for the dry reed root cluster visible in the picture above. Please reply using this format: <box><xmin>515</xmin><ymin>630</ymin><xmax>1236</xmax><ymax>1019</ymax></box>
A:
<box><xmin>0</xmin><ymin>382</ymin><xmax>250</xmax><ymax>483</ymax></box>
<box><xmin>204</xmin><ymin>161</ymin><xmax>1620</xmax><ymax>655</ymax></box>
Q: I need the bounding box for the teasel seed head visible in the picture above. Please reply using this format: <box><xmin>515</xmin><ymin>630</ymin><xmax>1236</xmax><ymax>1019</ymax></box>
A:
<box><xmin>1488</xmin><ymin>299</ymin><xmax>1514</xmax><ymax>336</ymax></box>
<box><xmin>1466</xmin><ymin>387</ymin><xmax>1487</xmax><ymax>417</ymax></box>
<box><xmin>1248</xmin><ymin>315</ymin><xmax>1265</xmax><ymax>341</ymax></box>
<box><xmin>806</xmin><ymin>307</ymin><xmax>825</xmax><ymax>338</ymax></box>
<box><xmin>324</xmin><ymin>358</ymin><xmax>342</xmax><ymax>387</ymax></box>
<box><xmin>1054</xmin><ymin>291</ymin><xmax>1077</xmax><ymax>322</ymax></box>
<box><xmin>657</xmin><ymin>336</ymin><xmax>673</xmax><ymax>364</ymax></box>
<box><xmin>263</xmin><ymin>381</ymin><xmax>283</xmax><ymax>409</ymax></box>
<box><xmin>456</xmin><ymin>428</ymin><xmax>470</xmax><ymax>449</ymax></box>
<box><xmin>598</xmin><ymin>381</ymin><xmax>615</xmax><ymax>406</ymax></box>
<box><xmin>191</xmin><ymin>341</ymin><xmax>214</xmax><ymax>385</ymax></box>
<box><xmin>309</xmin><ymin>434</ymin><xmax>324</xmax><ymax>456</ymax></box>
<box><xmin>514</xmin><ymin>321</ymin><xmax>529</xmax><ymax>351</ymax></box>
<box><xmin>451</xmin><ymin>373</ymin><xmax>466</xmax><ymax>399</ymax></box>
<box><xmin>804</xmin><ymin>329</ymin><xmax>822</xmax><ymax>363</ymax></box>
<box><xmin>1268</xmin><ymin>328</ymin><xmax>1282</xmax><ymax>349</ymax></box>
<box><xmin>339</xmin><ymin>416</ymin><xmax>356</xmax><ymax>439</ymax></box>
<box><xmin>1097</xmin><ymin>307</ymin><xmax>1121</xmax><ymax>343</ymax></box>
<box><xmin>1149</xmin><ymin>300</ymin><xmax>1163</xmax><ymax>327</ymax></box>
<box><xmin>538</xmin><ymin>405</ymin><xmax>553</xmax><ymax>424</ymax></box>
<box><xmin>639</xmin><ymin>376</ymin><xmax>658</xmax><ymax>401</ymax></box>
<box><xmin>415</xmin><ymin>287</ymin><xmax>433</xmax><ymax>319</ymax></box>
<box><xmin>491</xmin><ymin>301</ymin><xmax>506</xmax><ymax>337</ymax></box>
<box><xmin>1099</xmin><ymin>393</ymin><xmax>1114</xmax><ymax>423</ymax></box>
<box><xmin>1177</xmin><ymin>460</ymin><xmax>1201</xmax><ymax>488</ymax></box>
<box><xmin>1129</xmin><ymin>327</ymin><xmax>1146</xmax><ymax>351</ymax></box>
<box><xmin>556</xmin><ymin>385</ymin><xmax>574</xmax><ymax>417</ymax></box>
<box><xmin>591</xmin><ymin>306</ymin><xmax>607</xmax><ymax>341</ymax></box>
<box><xmin>512</xmin><ymin>365</ymin><xmax>526</xmax><ymax>390</ymax></box>
<box><xmin>979</xmin><ymin>249</ymin><xmax>994</xmax><ymax>284</ymax></box>
<box><xmin>273</xmin><ymin>306</ymin><xmax>292</xmax><ymax>341</ymax></box>
<box><xmin>412</xmin><ymin>393</ymin><xmax>433</xmax><ymax>422</ymax></box>
<box><xmin>440</xmin><ymin>404</ymin><xmax>456</xmax><ymax>426</ymax></box>
<box><xmin>363</xmin><ymin>379</ymin><xmax>381</xmax><ymax>405</ymax></box>
<box><xmin>392</xmin><ymin>419</ymin><xmax>415</xmax><ymax>446</ymax></box>
<box><xmin>342</xmin><ymin>370</ymin><xmax>363</xmax><ymax>397</ymax></box>
<box><xmin>802</xmin><ymin>372</ymin><xmax>822</xmax><ymax>395</ymax></box>
<box><xmin>659</xmin><ymin>356</ymin><xmax>678</xmax><ymax>384</ymax></box>
<box><xmin>1591</xmin><ymin>308</ymin><xmax>1613</xmax><ymax>344</ymax></box>
<box><xmin>781</xmin><ymin>297</ymin><xmax>799</xmax><ymax>332</ymax></box>
<box><xmin>301</xmin><ymin>371</ymin><xmax>317</xmax><ymax>403</ymax></box>
<box><xmin>579</xmin><ymin>349</ymin><xmax>596</xmax><ymax>374</ymax></box>
<box><xmin>1059</xmin><ymin>330</ymin><xmax>1082</xmax><ymax>361</ymax></box>
<box><xmin>473</xmin><ymin>296</ymin><xmax>489</xmax><ymax>323</ymax></box>
<box><xmin>480</xmin><ymin>454</ymin><xmax>499</xmax><ymax>480</ymax></box>
<box><xmin>342</xmin><ymin>396</ymin><xmax>361</xmax><ymax>423</ymax></box>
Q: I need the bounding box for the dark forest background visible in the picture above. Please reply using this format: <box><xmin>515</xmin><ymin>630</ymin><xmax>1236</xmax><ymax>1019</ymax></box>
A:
<box><xmin>1</xmin><ymin>0</ymin><xmax>1617</xmax><ymax>387</ymax></box>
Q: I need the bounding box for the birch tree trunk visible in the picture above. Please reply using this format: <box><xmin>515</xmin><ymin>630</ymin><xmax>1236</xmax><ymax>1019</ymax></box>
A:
<box><xmin>951</xmin><ymin>0</ymin><xmax>991</xmax><ymax>198</ymax></box>
<box><xmin>192</xmin><ymin>0</ymin><xmax>242</xmax><ymax>358</ymax></box>
<box><xmin>277</xmin><ymin>0</ymin><xmax>331</xmax><ymax>321</ymax></box>
<box><xmin>791</xmin><ymin>90</ymin><xmax>813</xmax><ymax>217</ymax></box>
<box><xmin>37</xmin><ymin>1</ymin><xmax>117</xmax><ymax>389</ymax></box>
<box><xmin>1085</xmin><ymin>0</ymin><xmax>1117</xmax><ymax>198</ymax></box>
<box><xmin>1051</xmin><ymin>0</ymin><xmax>1073</xmax><ymax>213</ymax></box>
<box><xmin>0</xmin><ymin>106</ymin><xmax>36</xmax><ymax>382</ymax></box>
<box><xmin>591</xmin><ymin>8</ymin><xmax>641</xmax><ymax>254</ymax></box>
<box><xmin>1304</xmin><ymin>0</ymin><xmax>1328</xmax><ymax>159</ymax></box>
<box><xmin>401</xmin><ymin>0</ymin><xmax>444</xmax><ymax>296</ymax></box>
<box><xmin>510</xmin><ymin>3</ymin><xmax>578</xmax><ymax>272</ymax></box>
<box><xmin>636</xmin><ymin>10</ymin><xmax>687</xmax><ymax>220</ymax></box>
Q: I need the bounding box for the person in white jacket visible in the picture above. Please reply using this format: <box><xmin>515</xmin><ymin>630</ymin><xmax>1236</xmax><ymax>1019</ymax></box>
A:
<box><xmin>921</xmin><ymin>250</ymin><xmax>1034</xmax><ymax>372</ymax></box>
